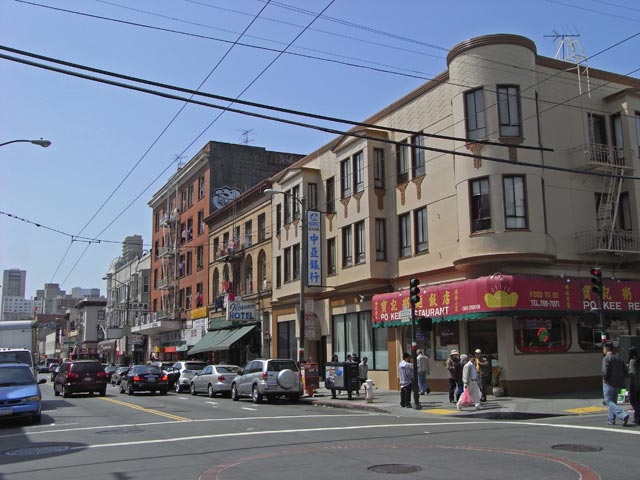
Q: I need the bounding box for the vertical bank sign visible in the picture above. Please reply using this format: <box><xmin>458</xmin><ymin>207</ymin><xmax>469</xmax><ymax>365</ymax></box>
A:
<box><xmin>226</xmin><ymin>301</ymin><xmax>257</xmax><ymax>322</ymax></box>
<box><xmin>307</xmin><ymin>210</ymin><xmax>322</xmax><ymax>287</ymax></box>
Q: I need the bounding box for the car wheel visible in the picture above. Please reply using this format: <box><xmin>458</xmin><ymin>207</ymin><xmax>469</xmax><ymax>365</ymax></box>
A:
<box><xmin>62</xmin><ymin>386</ymin><xmax>70</xmax><ymax>398</ymax></box>
<box><xmin>252</xmin><ymin>385</ymin><xmax>263</xmax><ymax>404</ymax></box>
<box><xmin>175</xmin><ymin>382</ymin><xmax>182</xmax><ymax>393</ymax></box>
<box><xmin>190</xmin><ymin>383</ymin><xmax>197</xmax><ymax>396</ymax></box>
<box><xmin>127</xmin><ymin>384</ymin><xmax>134</xmax><ymax>396</ymax></box>
<box><xmin>277</xmin><ymin>369</ymin><xmax>297</xmax><ymax>389</ymax></box>
<box><xmin>207</xmin><ymin>385</ymin><xmax>215</xmax><ymax>398</ymax></box>
<box><xmin>160</xmin><ymin>388</ymin><xmax>168</xmax><ymax>395</ymax></box>
<box><xmin>231</xmin><ymin>383</ymin><xmax>239</xmax><ymax>401</ymax></box>
<box><xmin>99</xmin><ymin>389</ymin><xmax>106</xmax><ymax>397</ymax></box>
<box><xmin>288</xmin><ymin>393</ymin><xmax>300</xmax><ymax>403</ymax></box>
<box><xmin>32</xmin><ymin>413</ymin><xmax>42</xmax><ymax>424</ymax></box>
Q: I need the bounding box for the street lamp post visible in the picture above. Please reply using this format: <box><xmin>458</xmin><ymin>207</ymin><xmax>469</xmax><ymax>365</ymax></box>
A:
<box><xmin>264</xmin><ymin>188</ymin><xmax>307</xmax><ymax>363</ymax></box>
<box><xmin>0</xmin><ymin>139</ymin><xmax>52</xmax><ymax>148</ymax></box>
<box><xmin>103</xmin><ymin>276</ymin><xmax>130</xmax><ymax>364</ymax></box>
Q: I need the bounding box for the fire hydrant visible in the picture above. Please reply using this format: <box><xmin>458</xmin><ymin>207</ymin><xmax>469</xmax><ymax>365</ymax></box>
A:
<box><xmin>364</xmin><ymin>379</ymin><xmax>375</xmax><ymax>403</ymax></box>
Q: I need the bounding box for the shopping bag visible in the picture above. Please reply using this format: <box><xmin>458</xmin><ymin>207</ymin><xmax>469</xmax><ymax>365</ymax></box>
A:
<box><xmin>459</xmin><ymin>387</ymin><xmax>474</xmax><ymax>407</ymax></box>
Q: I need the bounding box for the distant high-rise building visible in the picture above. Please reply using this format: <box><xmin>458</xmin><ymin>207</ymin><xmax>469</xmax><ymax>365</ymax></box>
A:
<box><xmin>122</xmin><ymin>235</ymin><xmax>144</xmax><ymax>262</ymax></box>
<box><xmin>71</xmin><ymin>287</ymin><xmax>101</xmax><ymax>298</ymax></box>
<box><xmin>2</xmin><ymin>269</ymin><xmax>26</xmax><ymax>298</ymax></box>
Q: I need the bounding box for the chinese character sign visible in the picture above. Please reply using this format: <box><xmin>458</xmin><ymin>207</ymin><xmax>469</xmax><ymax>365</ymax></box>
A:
<box><xmin>307</xmin><ymin>210</ymin><xmax>322</xmax><ymax>287</ymax></box>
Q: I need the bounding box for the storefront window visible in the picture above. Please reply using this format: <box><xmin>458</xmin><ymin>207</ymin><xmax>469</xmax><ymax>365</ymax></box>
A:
<box><xmin>333</xmin><ymin>311</ymin><xmax>388</xmax><ymax>370</ymax></box>
<box><xmin>514</xmin><ymin>317</ymin><xmax>570</xmax><ymax>353</ymax></box>
<box><xmin>277</xmin><ymin>321</ymin><xmax>296</xmax><ymax>359</ymax></box>
<box><xmin>577</xmin><ymin>316</ymin><xmax>630</xmax><ymax>351</ymax></box>
<box><xmin>433</xmin><ymin>322</ymin><xmax>459</xmax><ymax>361</ymax></box>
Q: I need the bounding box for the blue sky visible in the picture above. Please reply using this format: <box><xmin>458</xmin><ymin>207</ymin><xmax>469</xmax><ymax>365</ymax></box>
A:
<box><xmin>1</xmin><ymin>0</ymin><xmax>638</xmax><ymax>298</ymax></box>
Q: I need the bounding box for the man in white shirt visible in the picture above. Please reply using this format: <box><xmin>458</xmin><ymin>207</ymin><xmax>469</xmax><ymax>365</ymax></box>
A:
<box><xmin>457</xmin><ymin>352</ymin><xmax>482</xmax><ymax>410</ymax></box>
<box><xmin>398</xmin><ymin>352</ymin><xmax>414</xmax><ymax>408</ymax></box>
<box><xmin>416</xmin><ymin>349</ymin><xmax>430</xmax><ymax>395</ymax></box>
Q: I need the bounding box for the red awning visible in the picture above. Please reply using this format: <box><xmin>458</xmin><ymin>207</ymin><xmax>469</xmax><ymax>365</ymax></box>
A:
<box><xmin>372</xmin><ymin>274</ymin><xmax>640</xmax><ymax>328</ymax></box>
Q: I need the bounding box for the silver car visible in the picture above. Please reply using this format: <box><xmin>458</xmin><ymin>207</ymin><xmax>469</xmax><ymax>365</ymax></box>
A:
<box><xmin>231</xmin><ymin>359</ymin><xmax>302</xmax><ymax>404</ymax></box>
<box><xmin>172</xmin><ymin>361</ymin><xmax>207</xmax><ymax>393</ymax></box>
<box><xmin>190</xmin><ymin>364</ymin><xmax>241</xmax><ymax>398</ymax></box>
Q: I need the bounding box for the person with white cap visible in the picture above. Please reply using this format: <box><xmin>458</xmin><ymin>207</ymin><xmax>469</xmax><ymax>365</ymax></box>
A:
<box><xmin>446</xmin><ymin>349</ymin><xmax>461</xmax><ymax>403</ymax></box>
<box><xmin>457</xmin><ymin>352</ymin><xmax>482</xmax><ymax>410</ymax></box>
<box><xmin>474</xmin><ymin>348</ymin><xmax>490</xmax><ymax>402</ymax></box>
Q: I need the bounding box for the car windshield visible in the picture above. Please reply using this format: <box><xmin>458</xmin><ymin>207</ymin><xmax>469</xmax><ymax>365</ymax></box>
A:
<box><xmin>105</xmin><ymin>366</ymin><xmax>118</xmax><ymax>373</ymax></box>
<box><xmin>267</xmin><ymin>360</ymin><xmax>298</xmax><ymax>372</ymax></box>
<box><xmin>0</xmin><ymin>366</ymin><xmax>36</xmax><ymax>386</ymax></box>
<box><xmin>70</xmin><ymin>363</ymin><xmax>103</xmax><ymax>373</ymax></box>
<box><xmin>132</xmin><ymin>366</ymin><xmax>162</xmax><ymax>374</ymax></box>
<box><xmin>217</xmin><ymin>366</ymin><xmax>240</xmax><ymax>374</ymax></box>
<box><xmin>0</xmin><ymin>351</ymin><xmax>33</xmax><ymax>366</ymax></box>
<box><xmin>185</xmin><ymin>363</ymin><xmax>206</xmax><ymax>371</ymax></box>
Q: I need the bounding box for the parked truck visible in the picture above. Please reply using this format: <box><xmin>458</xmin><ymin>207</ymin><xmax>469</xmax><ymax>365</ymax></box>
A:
<box><xmin>0</xmin><ymin>320</ymin><xmax>37</xmax><ymax>371</ymax></box>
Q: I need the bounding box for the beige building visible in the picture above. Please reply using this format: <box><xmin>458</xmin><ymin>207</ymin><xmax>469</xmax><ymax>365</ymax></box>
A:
<box><xmin>263</xmin><ymin>34</ymin><xmax>640</xmax><ymax>395</ymax></box>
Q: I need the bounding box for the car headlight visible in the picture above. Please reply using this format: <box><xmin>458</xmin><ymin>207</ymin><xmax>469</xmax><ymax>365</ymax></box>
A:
<box><xmin>23</xmin><ymin>395</ymin><xmax>41</xmax><ymax>402</ymax></box>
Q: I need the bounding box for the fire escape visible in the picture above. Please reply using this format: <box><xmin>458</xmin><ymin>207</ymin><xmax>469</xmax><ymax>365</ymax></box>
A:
<box><xmin>157</xmin><ymin>208</ymin><xmax>178</xmax><ymax>321</ymax></box>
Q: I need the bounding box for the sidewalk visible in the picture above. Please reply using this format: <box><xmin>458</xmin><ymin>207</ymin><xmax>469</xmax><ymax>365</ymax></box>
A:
<box><xmin>300</xmin><ymin>385</ymin><xmax>618</xmax><ymax>420</ymax></box>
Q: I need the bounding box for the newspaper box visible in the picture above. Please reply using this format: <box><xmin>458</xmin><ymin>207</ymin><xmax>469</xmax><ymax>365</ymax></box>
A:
<box><xmin>301</xmin><ymin>362</ymin><xmax>319</xmax><ymax>396</ymax></box>
<box><xmin>325</xmin><ymin>362</ymin><xmax>360</xmax><ymax>399</ymax></box>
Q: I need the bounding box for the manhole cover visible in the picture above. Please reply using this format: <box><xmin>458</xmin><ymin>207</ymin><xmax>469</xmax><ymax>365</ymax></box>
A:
<box><xmin>551</xmin><ymin>444</ymin><xmax>603</xmax><ymax>452</ymax></box>
<box><xmin>4</xmin><ymin>445</ymin><xmax>71</xmax><ymax>456</ymax></box>
<box><xmin>368</xmin><ymin>464</ymin><xmax>422</xmax><ymax>474</ymax></box>
<box><xmin>96</xmin><ymin>428</ymin><xmax>144</xmax><ymax>435</ymax></box>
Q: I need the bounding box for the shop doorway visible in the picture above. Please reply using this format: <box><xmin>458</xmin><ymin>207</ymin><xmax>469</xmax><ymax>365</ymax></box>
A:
<box><xmin>467</xmin><ymin>319</ymin><xmax>497</xmax><ymax>355</ymax></box>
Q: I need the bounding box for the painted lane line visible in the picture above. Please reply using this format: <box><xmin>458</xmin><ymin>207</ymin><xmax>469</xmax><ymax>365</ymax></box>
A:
<box><xmin>98</xmin><ymin>397</ymin><xmax>191</xmax><ymax>422</ymax></box>
<box><xmin>241</xmin><ymin>407</ymin><xmax>257</xmax><ymax>411</ymax></box>
<box><xmin>58</xmin><ymin>420</ymin><xmax>640</xmax><ymax>450</ymax></box>
<box><xmin>0</xmin><ymin>414</ymin><xmax>370</xmax><ymax>439</ymax></box>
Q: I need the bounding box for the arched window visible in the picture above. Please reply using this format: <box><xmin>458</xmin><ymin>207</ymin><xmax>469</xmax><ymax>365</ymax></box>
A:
<box><xmin>245</xmin><ymin>255</ymin><xmax>254</xmax><ymax>294</ymax></box>
<box><xmin>257</xmin><ymin>249</ymin><xmax>267</xmax><ymax>291</ymax></box>
<box><xmin>212</xmin><ymin>268</ymin><xmax>219</xmax><ymax>300</ymax></box>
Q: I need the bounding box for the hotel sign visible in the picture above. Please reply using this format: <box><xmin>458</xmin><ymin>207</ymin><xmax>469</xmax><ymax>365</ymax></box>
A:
<box><xmin>226</xmin><ymin>301</ymin><xmax>257</xmax><ymax>322</ymax></box>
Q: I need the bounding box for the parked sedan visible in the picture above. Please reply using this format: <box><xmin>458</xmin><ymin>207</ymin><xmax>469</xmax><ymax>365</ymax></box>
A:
<box><xmin>104</xmin><ymin>365</ymin><xmax>119</xmax><ymax>383</ymax></box>
<box><xmin>190</xmin><ymin>364</ymin><xmax>240</xmax><ymax>398</ymax></box>
<box><xmin>119</xmin><ymin>365</ymin><xmax>168</xmax><ymax>395</ymax></box>
<box><xmin>0</xmin><ymin>363</ymin><xmax>46</xmax><ymax>424</ymax></box>
<box><xmin>110</xmin><ymin>366</ymin><xmax>129</xmax><ymax>386</ymax></box>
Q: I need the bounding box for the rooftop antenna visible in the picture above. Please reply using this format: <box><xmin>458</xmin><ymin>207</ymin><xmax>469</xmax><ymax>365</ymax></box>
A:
<box><xmin>545</xmin><ymin>29</ymin><xmax>591</xmax><ymax>97</ymax></box>
<box><xmin>238</xmin><ymin>129</ymin><xmax>254</xmax><ymax>146</ymax></box>
<box><xmin>174</xmin><ymin>153</ymin><xmax>187</xmax><ymax>170</ymax></box>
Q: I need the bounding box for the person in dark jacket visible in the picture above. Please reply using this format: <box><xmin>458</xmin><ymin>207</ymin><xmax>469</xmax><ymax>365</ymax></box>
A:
<box><xmin>628</xmin><ymin>346</ymin><xmax>640</xmax><ymax>425</ymax></box>
<box><xmin>602</xmin><ymin>342</ymin><xmax>629</xmax><ymax>426</ymax></box>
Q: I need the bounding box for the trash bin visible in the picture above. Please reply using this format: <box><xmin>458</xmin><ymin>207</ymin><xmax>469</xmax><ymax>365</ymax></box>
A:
<box><xmin>301</xmin><ymin>362</ymin><xmax>319</xmax><ymax>397</ymax></box>
<box><xmin>325</xmin><ymin>362</ymin><xmax>360</xmax><ymax>399</ymax></box>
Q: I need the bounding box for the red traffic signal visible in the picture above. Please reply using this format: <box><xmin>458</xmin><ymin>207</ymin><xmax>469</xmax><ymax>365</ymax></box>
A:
<box><xmin>590</xmin><ymin>267</ymin><xmax>602</xmax><ymax>295</ymax></box>
<box><xmin>409</xmin><ymin>278</ymin><xmax>421</xmax><ymax>306</ymax></box>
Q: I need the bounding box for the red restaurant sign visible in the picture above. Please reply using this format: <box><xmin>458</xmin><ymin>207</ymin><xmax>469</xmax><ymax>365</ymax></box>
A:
<box><xmin>372</xmin><ymin>275</ymin><xmax>640</xmax><ymax>327</ymax></box>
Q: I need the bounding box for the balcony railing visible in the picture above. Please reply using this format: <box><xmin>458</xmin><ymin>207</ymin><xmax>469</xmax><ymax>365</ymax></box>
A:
<box><xmin>160</xmin><ymin>213</ymin><xmax>178</xmax><ymax>226</ymax></box>
<box><xmin>570</xmin><ymin>143</ymin><xmax>634</xmax><ymax>170</ymax></box>
<box><xmin>158</xmin><ymin>278</ymin><xmax>174</xmax><ymax>290</ymax></box>
<box><xmin>158</xmin><ymin>245</ymin><xmax>176</xmax><ymax>257</ymax></box>
<box><xmin>575</xmin><ymin>229</ymin><xmax>640</xmax><ymax>255</ymax></box>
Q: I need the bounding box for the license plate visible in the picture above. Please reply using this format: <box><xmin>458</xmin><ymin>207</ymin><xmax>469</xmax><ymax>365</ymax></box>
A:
<box><xmin>0</xmin><ymin>408</ymin><xmax>12</xmax><ymax>416</ymax></box>
<box><xmin>84</xmin><ymin>377</ymin><xmax>93</xmax><ymax>382</ymax></box>
<box><xmin>147</xmin><ymin>377</ymin><xmax>156</xmax><ymax>382</ymax></box>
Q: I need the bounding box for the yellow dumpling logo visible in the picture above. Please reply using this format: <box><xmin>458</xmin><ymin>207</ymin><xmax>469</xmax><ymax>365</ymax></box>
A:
<box><xmin>484</xmin><ymin>290</ymin><xmax>518</xmax><ymax>308</ymax></box>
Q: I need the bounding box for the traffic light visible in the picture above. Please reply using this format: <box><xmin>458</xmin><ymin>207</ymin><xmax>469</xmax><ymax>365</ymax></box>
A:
<box><xmin>409</xmin><ymin>278</ymin><xmax>421</xmax><ymax>306</ymax></box>
<box><xmin>590</xmin><ymin>267</ymin><xmax>603</xmax><ymax>296</ymax></box>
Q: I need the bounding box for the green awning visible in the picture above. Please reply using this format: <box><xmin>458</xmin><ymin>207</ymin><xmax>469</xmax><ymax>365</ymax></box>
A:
<box><xmin>187</xmin><ymin>325</ymin><xmax>256</xmax><ymax>355</ymax></box>
<box><xmin>210</xmin><ymin>325</ymin><xmax>256</xmax><ymax>352</ymax></box>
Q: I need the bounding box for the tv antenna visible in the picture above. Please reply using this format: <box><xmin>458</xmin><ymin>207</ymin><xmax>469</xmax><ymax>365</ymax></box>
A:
<box><xmin>545</xmin><ymin>30</ymin><xmax>591</xmax><ymax>97</ymax></box>
<box><xmin>238</xmin><ymin>129</ymin><xmax>254</xmax><ymax>146</ymax></box>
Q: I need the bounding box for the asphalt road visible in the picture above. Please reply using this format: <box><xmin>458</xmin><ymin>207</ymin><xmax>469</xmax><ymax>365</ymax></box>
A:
<box><xmin>0</xmin><ymin>375</ymin><xmax>637</xmax><ymax>480</ymax></box>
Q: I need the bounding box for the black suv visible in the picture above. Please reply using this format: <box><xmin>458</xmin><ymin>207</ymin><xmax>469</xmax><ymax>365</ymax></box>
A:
<box><xmin>53</xmin><ymin>360</ymin><xmax>107</xmax><ymax>397</ymax></box>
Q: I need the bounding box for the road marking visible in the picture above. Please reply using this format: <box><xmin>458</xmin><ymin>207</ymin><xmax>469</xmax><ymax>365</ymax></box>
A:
<box><xmin>564</xmin><ymin>406</ymin><xmax>607</xmax><ymax>414</ymax></box>
<box><xmin>206</xmin><ymin>401</ymin><xmax>219</xmax><ymax>406</ymax></box>
<box><xmin>98</xmin><ymin>397</ymin><xmax>191</xmax><ymax>422</ymax></box>
<box><xmin>242</xmin><ymin>407</ymin><xmax>257</xmax><ymax>411</ymax></box>
<box><xmin>57</xmin><ymin>420</ymin><xmax>640</xmax><ymax>450</ymax></box>
<box><xmin>423</xmin><ymin>408</ymin><xmax>459</xmax><ymax>415</ymax></box>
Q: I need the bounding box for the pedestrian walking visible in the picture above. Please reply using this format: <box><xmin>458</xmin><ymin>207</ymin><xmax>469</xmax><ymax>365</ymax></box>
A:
<box><xmin>602</xmin><ymin>342</ymin><xmax>629</xmax><ymax>426</ymax></box>
<box><xmin>358</xmin><ymin>357</ymin><xmax>369</xmax><ymax>395</ymax></box>
<box><xmin>474</xmin><ymin>348</ymin><xmax>490</xmax><ymax>402</ymax></box>
<box><xmin>627</xmin><ymin>346</ymin><xmax>640</xmax><ymax>425</ymax></box>
<box><xmin>457</xmin><ymin>352</ymin><xmax>481</xmax><ymax>410</ymax></box>
<box><xmin>446</xmin><ymin>350</ymin><xmax>460</xmax><ymax>403</ymax></box>
<box><xmin>398</xmin><ymin>352</ymin><xmax>413</xmax><ymax>408</ymax></box>
<box><xmin>416</xmin><ymin>349</ymin><xmax>430</xmax><ymax>395</ymax></box>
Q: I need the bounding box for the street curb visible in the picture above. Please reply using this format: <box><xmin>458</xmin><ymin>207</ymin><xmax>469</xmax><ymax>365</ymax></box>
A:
<box><xmin>301</xmin><ymin>397</ymin><xmax>392</xmax><ymax>414</ymax></box>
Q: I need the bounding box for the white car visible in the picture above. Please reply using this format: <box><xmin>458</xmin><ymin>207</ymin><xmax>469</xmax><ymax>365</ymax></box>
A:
<box><xmin>231</xmin><ymin>359</ymin><xmax>302</xmax><ymax>404</ymax></box>
<box><xmin>190</xmin><ymin>364</ymin><xmax>241</xmax><ymax>397</ymax></box>
<box><xmin>171</xmin><ymin>361</ymin><xmax>207</xmax><ymax>393</ymax></box>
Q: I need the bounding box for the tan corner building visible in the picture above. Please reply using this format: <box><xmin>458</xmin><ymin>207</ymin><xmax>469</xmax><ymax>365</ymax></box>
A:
<box><xmin>264</xmin><ymin>34</ymin><xmax>640</xmax><ymax>395</ymax></box>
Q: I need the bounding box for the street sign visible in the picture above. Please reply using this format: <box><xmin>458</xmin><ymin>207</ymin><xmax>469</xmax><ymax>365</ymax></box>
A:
<box><xmin>63</xmin><ymin>341</ymin><xmax>75</xmax><ymax>345</ymax></box>
<box><xmin>398</xmin><ymin>309</ymin><xmax>411</xmax><ymax>319</ymax></box>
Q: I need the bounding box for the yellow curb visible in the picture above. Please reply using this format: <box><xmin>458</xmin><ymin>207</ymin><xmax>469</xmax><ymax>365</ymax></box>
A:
<box><xmin>564</xmin><ymin>406</ymin><xmax>608</xmax><ymax>414</ymax></box>
<box><xmin>422</xmin><ymin>408</ymin><xmax>460</xmax><ymax>415</ymax></box>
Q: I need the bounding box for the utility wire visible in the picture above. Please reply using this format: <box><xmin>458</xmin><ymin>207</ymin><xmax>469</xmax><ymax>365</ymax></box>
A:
<box><xmin>57</xmin><ymin>0</ymin><xmax>336</xmax><ymax>286</ymax></box>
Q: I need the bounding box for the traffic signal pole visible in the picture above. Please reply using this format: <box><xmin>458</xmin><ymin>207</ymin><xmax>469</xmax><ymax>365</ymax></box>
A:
<box><xmin>409</xmin><ymin>279</ymin><xmax>422</xmax><ymax>410</ymax></box>
<box><xmin>590</xmin><ymin>267</ymin><xmax>606</xmax><ymax>342</ymax></box>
